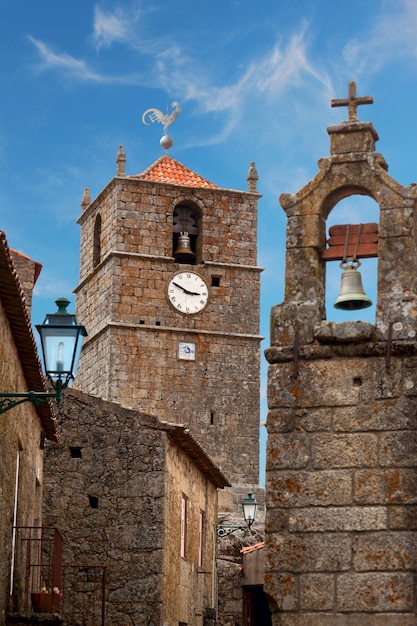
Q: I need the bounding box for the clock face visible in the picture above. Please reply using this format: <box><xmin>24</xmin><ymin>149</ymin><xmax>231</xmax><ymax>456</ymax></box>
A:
<box><xmin>167</xmin><ymin>271</ymin><xmax>209</xmax><ymax>315</ymax></box>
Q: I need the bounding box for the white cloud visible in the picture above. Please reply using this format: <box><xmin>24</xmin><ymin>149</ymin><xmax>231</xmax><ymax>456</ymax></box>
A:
<box><xmin>93</xmin><ymin>5</ymin><xmax>137</xmax><ymax>50</ymax></box>
<box><xmin>27</xmin><ymin>36</ymin><xmax>140</xmax><ymax>84</ymax></box>
<box><xmin>343</xmin><ymin>0</ymin><xmax>417</xmax><ymax>74</ymax></box>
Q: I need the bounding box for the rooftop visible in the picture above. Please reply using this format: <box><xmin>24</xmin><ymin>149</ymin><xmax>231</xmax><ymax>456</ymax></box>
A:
<box><xmin>131</xmin><ymin>154</ymin><xmax>219</xmax><ymax>189</ymax></box>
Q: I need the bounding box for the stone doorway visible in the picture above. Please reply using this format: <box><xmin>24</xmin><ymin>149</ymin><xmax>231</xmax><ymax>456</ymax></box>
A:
<box><xmin>243</xmin><ymin>586</ymin><xmax>272</xmax><ymax>626</ymax></box>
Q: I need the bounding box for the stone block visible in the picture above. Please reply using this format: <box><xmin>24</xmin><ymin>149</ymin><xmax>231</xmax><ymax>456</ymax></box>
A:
<box><xmin>353</xmin><ymin>532</ymin><xmax>416</xmax><ymax>571</ymax></box>
<box><xmin>354</xmin><ymin>469</ymin><xmax>417</xmax><ymax>505</ymax></box>
<box><xmin>337</xmin><ymin>572</ymin><xmax>414</xmax><ymax>612</ymax></box>
<box><xmin>266</xmin><ymin>533</ymin><xmax>351</xmax><ymax>572</ymax></box>
<box><xmin>300</xmin><ymin>573</ymin><xmax>334</xmax><ymax>610</ymax></box>
<box><xmin>380</xmin><ymin>432</ymin><xmax>417</xmax><ymax>467</ymax></box>
<box><xmin>389</xmin><ymin>506</ymin><xmax>417</xmax><ymax>530</ymax></box>
<box><xmin>312</xmin><ymin>433</ymin><xmax>378</xmax><ymax>469</ymax></box>
<box><xmin>271</xmin><ymin>615</ymin><xmax>417</xmax><ymax>626</ymax></box>
<box><xmin>288</xmin><ymin>506</ymin><xmax>386</xmax><ymax>532</ymax></box>
<box><xmin>266</xmin><ymin>469</ymin><xmax>352</xmax><ymax>507</ymax></box>
<box><xmin>267</xmin><ymin>434</ymin><xmax>310</xmax><ymax>469</ymax></box>
<box><xmin>264</xmin><ymin>572</ymin><xmax>299</xmax><ymax>611</ymax></box>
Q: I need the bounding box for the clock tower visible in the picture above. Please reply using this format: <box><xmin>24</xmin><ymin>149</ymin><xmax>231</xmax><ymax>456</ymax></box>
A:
<box><xmin>74</xmin><ymin>148</ymin><xmax>262</xmax><ymax>498</ymax></box>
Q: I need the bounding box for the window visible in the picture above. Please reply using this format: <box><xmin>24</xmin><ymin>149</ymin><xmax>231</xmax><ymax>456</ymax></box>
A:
<box><xmin>173</xmin><ymin>204</ymin><xmax>200</xmax><ymax>263</ymax></box>
<box><xmin>198</xmin><ymin>510</ymin><xmax>205</xmax><ymax>568</ymax></box>
<box><xmin>93</xmin><ymin>214</ymin><xmax>102</xmax><ymax>268</ymax></box>
<box><xmin>181</xmin><ymin>494</ymin><xmax>188</xmax><ymax>559</ymax></box>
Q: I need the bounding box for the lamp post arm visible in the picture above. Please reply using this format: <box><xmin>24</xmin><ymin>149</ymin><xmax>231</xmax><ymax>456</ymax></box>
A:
<box><xmin>217</xmin><ymin>525</ymin><xmax>248</xmax><ymax>539</ymax></box>
<box><xmin>0</xmin><ymin>388</ymin><xmax>62</xmax><ymax>415</ymax></box>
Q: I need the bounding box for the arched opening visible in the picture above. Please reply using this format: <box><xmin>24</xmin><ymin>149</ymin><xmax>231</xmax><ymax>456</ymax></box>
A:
<box><xmin>93</xmin><ymin>214</ymin><xmax>102</xmax><ymax>268</ymax></box>
<box><xmin>172</xmin><ymin>202</ymin><xmax>201</xmax><ymax>264</ymax></box>
<box><xmin>324</xmin><ymin>195</ymin><xmax>379</xmax><ymax>323</ymax></box>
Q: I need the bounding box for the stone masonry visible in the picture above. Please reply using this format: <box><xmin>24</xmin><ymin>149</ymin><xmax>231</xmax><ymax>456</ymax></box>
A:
<box><xmin>43</xmin><ymin>387</ymin><xmax>229</xmax><ymax>626</ymax></box>
<box><xmin>265</xmin><ymin>85</ymin><xmax>417</xmax><ymax>623</ymax></box>
<box><xmin>74</xmin><ymin>156</ymin><xmax>263</xmax><ymax>496</ymax></box>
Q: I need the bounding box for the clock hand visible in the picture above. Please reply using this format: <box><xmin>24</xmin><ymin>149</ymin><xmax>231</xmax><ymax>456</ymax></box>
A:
<box><xmin>172</xmin><ymin>282</ymin><xmax>201</xmax><ymax>296</ymax></box>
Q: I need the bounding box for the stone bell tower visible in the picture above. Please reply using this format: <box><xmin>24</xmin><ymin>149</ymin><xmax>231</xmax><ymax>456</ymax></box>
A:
<box><xmin>265</xmin><ymin>83</ymin><xmax>417</xmax><ymax>622</ymax></box>
<box><xmin>74</xmin><ymin>146</ymin><xmax>262</xmax><ymax>501</ymax></box>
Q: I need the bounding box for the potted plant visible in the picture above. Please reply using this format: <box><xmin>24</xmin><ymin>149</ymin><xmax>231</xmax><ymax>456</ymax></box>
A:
<box><xmin>31</xmin><ymin>586</ymin><xmax>60</xmax><ymax>613</ymax></box>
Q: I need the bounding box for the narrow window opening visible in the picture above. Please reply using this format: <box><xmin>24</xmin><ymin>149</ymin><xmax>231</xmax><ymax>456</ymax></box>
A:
<box><xmin>211</xmin><ymin>276</ymin><xmax>220</xmax><ymax>287</ymax></box>
<box><xmin>88</xmin><ymin>495</ymin><xmax>99</xmax><ymax>509</ymax></box>
<box><xmin>198</xmin><ymin>510</ymin><xmax>205</xmax><ymax>568</ymax></box>
<box><xmin>70</xmin><ymin>446</ymin><xmax>82</xmax><ymax>458</ymax></box>
<box><xmin>210</xmin><ymin>411</ymin><xmax>215</xmax><ymax>426</ymax></box>
<box><xmin>173</xmin><ymin>204</ymin><xmax>200</xmax><ymax>264</ymax></box>
<box><xmin>155</xmin><ymin>320</ymin><xmax>161</xmax><ymax>326</ymax></box>
<box><xmin>139</xmin><ymin>320</ymin><xmax>145</xmax><ymax>325</ymax></box>
<box><xmin>93</xmin><ymin>214</ymin><xmax>102</xmax><ymax>268</ymax></box>
<box><xmin>181</xmin><ymin>494</ymin><xmax>188</xmax><ymax>559</ymax></box>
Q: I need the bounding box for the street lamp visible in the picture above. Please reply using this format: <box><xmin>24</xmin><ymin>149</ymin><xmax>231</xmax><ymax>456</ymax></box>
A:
<box><xmin>217</xmin><ymin>492</ymin><xmax>258</xmax><ymax>538</ymax></box>
<box><xmin>0</xmin><ymin>298</ymin><xmax>87</xmax><ymax>414</ymax></box>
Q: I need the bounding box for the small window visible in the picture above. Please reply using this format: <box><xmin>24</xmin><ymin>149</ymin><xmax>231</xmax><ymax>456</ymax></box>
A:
<box><xmin>93</xmin><ymin>214</ymin><xmax>102</xmax><ymax>268</ymax></box>
<box><xmin>211</xmin><ymin>276</ymin><xmax>220</xmax><ymax>287</ymax></box>
<box><xmin>70</xmin><ymin>446</ymin><xmax>82</xmax><ymax>458</ymax></box>
<box><xmin>181</xmin><ymin>494</ymin><xmax>188</xmax><ymax>559</ymax></box>
<box><xmin>173</xmin><ymin>204</ymin><xmax>200</xmax><ymax>264</ymax></box>
<box><xmin>88</xmin><ymin>495</ymin><xmax>99</xmax><ymax>509</ymax></box>
<box><xmin>198</xmin><ymin>511</ymin><xmax>205</xmax><ymax>568</ymax></box>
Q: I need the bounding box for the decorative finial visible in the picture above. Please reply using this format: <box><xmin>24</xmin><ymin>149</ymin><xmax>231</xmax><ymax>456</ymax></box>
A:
<box><xmin>81</xmin><ymin>187</ymin><xmax>91</xmax><ymax>211</ymax></box>
<box><xmin>247</xmin><ymin>162</ymin><xmax>258</xmax><ymax>193</ymax></box>
<box><xmin>331</xmin><ymin>82</ymin><xmax>373</xmax><ymax>122</ymax></box>
<box><xmin>142</xmin><ymin>101</ymin><xmax>181</xmax><ymax>151</ymax></box>
<box><xmin>116</xmin><ymin>145</ymin><xmax>126</xmax><ymax>177</ymax></box>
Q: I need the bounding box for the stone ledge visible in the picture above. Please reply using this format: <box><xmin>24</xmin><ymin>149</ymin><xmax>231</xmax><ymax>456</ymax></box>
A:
<box><xmin>6</xmin><ymin>614</ymin><xmax>63</xmax><ymax>625</ymax></box>
<box><xmin>314</xmin><ymin>320</ymin><xmax>374</xmax><ymax>343</ymax></box>
<box><xmin>265</xmin><ymin>339</ymin><xmax>417</xmax><ymax>364</ymax></box>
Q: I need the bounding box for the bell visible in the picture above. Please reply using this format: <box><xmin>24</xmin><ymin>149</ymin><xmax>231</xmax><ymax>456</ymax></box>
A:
<box><xmin>333</xmin><ymin>265</ymin><xmax>372</xmax><ymax>310</ymax></box>
<box><xmin>174</xmin><ymin>232</ymin><xmax>195</xmax><ymax>262</ymax></box>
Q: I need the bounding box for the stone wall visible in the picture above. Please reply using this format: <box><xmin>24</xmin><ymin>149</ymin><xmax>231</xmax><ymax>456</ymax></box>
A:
<box><xmin>74</xmin><ymin>169</ymin><xmax>262</xmax><ymax>490</ymax></box>
<box><xmin>0</xmin><ymin>300</ymin><xmax>44</xmax><ymax>623</ymax></box>
<box><xmin>265</xmin><ymin>112</ymin><xmax>417</xmax><ymax>622</ymax></box>
<box><xmin>43</xmin><ymin>388</ymin><xmax>226</xmax><ymax>626</ymax></box>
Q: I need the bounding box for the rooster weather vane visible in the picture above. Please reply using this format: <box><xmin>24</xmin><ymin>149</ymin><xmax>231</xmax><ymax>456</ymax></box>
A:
<box><xmin>142</xmin><ymin>101</ymin><xmax>181</xmax><ymax>151</ymax></box>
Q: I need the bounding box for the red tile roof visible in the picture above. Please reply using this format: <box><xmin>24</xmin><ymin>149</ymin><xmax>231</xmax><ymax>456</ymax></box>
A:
<box><xmin>131</xmin><ymin>155</ymin><xmax>219</xmax><ymax>189</ymax></box>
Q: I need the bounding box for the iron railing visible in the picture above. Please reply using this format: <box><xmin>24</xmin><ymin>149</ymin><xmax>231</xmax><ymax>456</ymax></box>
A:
<box><xmin>11</xmin><ymin>527</ymin><xmax>106</xmax><ymax>625</ymax></box>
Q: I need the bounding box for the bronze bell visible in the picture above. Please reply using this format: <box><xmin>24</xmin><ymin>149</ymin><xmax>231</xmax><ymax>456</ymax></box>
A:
<box><xmin>333</xmin><ymin>263</ymin><xmax>372</xmax><ymax>310</ymax></box>
<box><xmin>174</xmin><ymin>232</ymin><xmax>195</xmax><ymax>262</ymax></box>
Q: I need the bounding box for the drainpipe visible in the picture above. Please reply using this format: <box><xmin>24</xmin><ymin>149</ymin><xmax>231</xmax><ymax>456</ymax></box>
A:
<box><xmin>9</xmin><ymin>451</ymin><xmax>20</xmax><ymax>601</ymax></box>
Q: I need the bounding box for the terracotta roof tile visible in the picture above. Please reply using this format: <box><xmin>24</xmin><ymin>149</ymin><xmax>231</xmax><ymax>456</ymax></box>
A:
<box><xmin>0</xmin><ymin>231</ymin><xmax>58</xmax><ymax>441</ymax></box>
<box><xmin>241</xmin><ymin>542</ymin><xmax>265</xmax><ymax>554</ymax></box>
<box><xmin>131</xmin><ymin>155</ymin><xmax>219</xmax><ymax>189</ymax></box>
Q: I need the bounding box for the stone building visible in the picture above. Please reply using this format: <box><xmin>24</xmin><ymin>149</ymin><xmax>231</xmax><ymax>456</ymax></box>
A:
<box><xmin>0</xmin><ymin>231</ymin><xmax>58</xmax><ymax>624</ymax></box>
<box><xmin>74</xmin><ymin>152</ymin><xmax>263</xmax><ymax>504</ymax></box>
<box><xmin>43</xmin><ymin>387</ymin><xmax>229</xmax><ymax>625</ymax></box>
<box><xmin>265</xmin><ymin>83</ymin><xmax>417</xmax><ymax>623</ymax></box>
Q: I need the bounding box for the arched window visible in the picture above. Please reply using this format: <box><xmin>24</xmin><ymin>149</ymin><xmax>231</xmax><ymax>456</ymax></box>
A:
<box><xmin>93</xmin><ymin>214</ymin><xmax>102</xmax><ymax>268</ymax></box>
<box><xmin>172</xmin><ymin>203</ymin><xmax>201</xmax><ymax>264</ymax></box>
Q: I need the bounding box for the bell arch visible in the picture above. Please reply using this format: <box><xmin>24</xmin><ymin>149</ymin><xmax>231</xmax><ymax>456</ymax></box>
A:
<box><xmin>323</xmin><ymin>193</ymin><xmax>380</xmax><ymax>322</ymax></box>
<box><xmin>171</xmin><ymin>198</ymin><xmax>203</xmax><ymax>264</ymax></box>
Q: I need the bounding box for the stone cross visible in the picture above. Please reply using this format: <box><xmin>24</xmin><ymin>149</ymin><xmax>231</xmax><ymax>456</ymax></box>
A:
<box><xmin>331</xmin><ymin>81</ymin><xmax>373</xmax><ymax>121</ymax></box>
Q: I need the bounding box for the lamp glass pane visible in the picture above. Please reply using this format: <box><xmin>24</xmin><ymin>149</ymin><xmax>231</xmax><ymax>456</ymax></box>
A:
<box><xmin>39</xmin><ymin>326</ymin><xmax>81</xmax><ymax>379</ymax></box>
<box><xmin>242</xmin><ymin>495</ymin><xmax>258</xmax><ymax>526</ymax></box>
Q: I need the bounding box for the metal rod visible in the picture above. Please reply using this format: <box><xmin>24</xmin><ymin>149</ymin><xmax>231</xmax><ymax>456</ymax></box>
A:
<box><xmin>293</xmin><ymin>325</ymin><xmax>299</xmax><ymax>379</ymax></box>
<box><xmin>386</xmin><ymin>322</ymin><xmax>393</xmax><ymax>370</ymax></box>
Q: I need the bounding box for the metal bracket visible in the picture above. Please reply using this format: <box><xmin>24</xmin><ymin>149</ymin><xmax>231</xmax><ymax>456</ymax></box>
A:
<box><xmin>0</xmin><ymin>389</ymin><xmax>61</xmax><ymax>415</ymax></box>
<box><xmin>217</xmin><ymin>525</ymin><xmax>247</xmax><ymax>539</ymax></box>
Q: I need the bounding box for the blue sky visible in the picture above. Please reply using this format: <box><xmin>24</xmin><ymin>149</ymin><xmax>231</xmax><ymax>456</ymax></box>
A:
<box><xmin>2</xmin><ymin>0</ymin><xmax>417</xmax><ymax>483</ymax></box>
